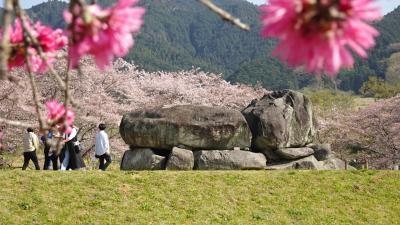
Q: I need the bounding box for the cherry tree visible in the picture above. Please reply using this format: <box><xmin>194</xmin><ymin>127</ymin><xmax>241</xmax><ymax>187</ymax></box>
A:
<box><xmin>0</xmin><ymin>55</ymin><xmax>267</xmax><ymax>156</ymax></box>
<box><xmin>0</xmin><ymin>0</ymin><xmax>382</xmax><ymax>159</ymax></box>
<box><xmin>317</xmin><ymin>95</ymin><xmax>400</xmax><ymax>169</ymax></box>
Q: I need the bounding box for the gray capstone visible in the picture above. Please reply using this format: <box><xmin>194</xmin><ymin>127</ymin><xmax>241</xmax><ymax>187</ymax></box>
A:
<box><xmin>120</xmin><ymin>105</ymin><xmax>252</xmax><ymax>150</ymax></box>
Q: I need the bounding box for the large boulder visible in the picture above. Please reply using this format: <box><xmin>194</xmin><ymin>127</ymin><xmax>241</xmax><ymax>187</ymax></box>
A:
<box><xmin>322</xmin><ymin>158</ymin><xmax>345</xmax><ymax>170</ymax></box>
<box><xmin>309</xmin><ymin>143</ymin><xmax>333</xmax><ymax>161</ymax></box>
<box><xmin>166</xmin><ymin>147</ymin><xmax>194</xmax><ymax>170</ymax></box>
<box><xmin>194</xmin><ymin>150</ymin><xmax>266</xmax><ymax>170</ymax></box>
<box><xmin>276</xmin><ymin>147</ymin><xmax>314</xmax><ymax>160</ymax></box>
<box><xmin>120</xmin><ymin>105</ymin><xmax>252</xmax><ymax>150</ymax></box>
<box><xmin>242</xmin><ymin>90</ymin><xmax>315</xmax><ymax>151</ymax></box>
<box><xmin>120</xmin><ymin>148</ymin><xmax>166</xmax><ymax>170</ymax></box>
<box><xmin>322</xmin><ymin>157</ymin><xmax>355</xmax><ymax>170</ymax></box>
<box><xmin>266</xmin><ymin>155</ymin><xmax>323</xmax><ymax>170</ymax></box>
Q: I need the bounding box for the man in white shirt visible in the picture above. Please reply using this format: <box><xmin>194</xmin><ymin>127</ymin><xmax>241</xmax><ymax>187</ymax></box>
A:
<box><xmin>95</xmin><ymin>123</ymin><xmax>111</xmax><ymax>171</ymax></box>
<box><xmin>22</xmin><ymin>128</ymin><xmax>40</xmax><ymax>170</ymax></box>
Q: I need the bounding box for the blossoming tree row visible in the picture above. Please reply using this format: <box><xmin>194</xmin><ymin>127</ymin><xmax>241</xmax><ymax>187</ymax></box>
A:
<box><xmin>0</xmin><ymin>0</ymin><xmax>381</xmax><ymax>142</ymax></box>
<box><xmin>0</xmin><ymin>57</ymin><xmax>267</xmax><ymax>156</ymax></box>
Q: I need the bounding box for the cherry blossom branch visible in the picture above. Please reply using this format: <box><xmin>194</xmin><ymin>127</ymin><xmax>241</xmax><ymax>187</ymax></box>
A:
<box><xmin>0</xmin><ymin>86</ymin><xmax>15</xmax><ymax>102</ymax></box>
<box><xmin>82</xmin><ymin>144</ymin><xmax>95</xmax><ymax>157</ymax></box>
<box><xmin>0</xmin><ymin>0</ymin><xmax>13</xmax><ymax>80</ymax></box>
<box><xmin>198</xmin><ymin>0</ymin><xmax>250</xmax><ymax>31</ymax></box>
<box><xmin>13</xmin><ymin>4</ymin><xmax>61</xmax><ymax>82</ymax></box>
<box><xmin>0</xmin><ymin>117</ymin><xmax>36</xmax><ymax>128</ymax></box>
<box><xmin>64</xmin><ymin>71</ymin><xmax>70</xmax><ymax>108</ymax></box>
<box><xmin>13</xmin><ymin>2</ymin><xmax>78</xmax><ymax>108</ymax></box>
<box><xmin>374</xmin><ymin>114</ymin><xmax>399</xmax><ymax>155</ymax></box>
<box><xmin>77</xmin><ymin>124</ymin><xmax>97</xmax><ymax>142</ymax></box>
<box><xmin>14</xmin><ymin>2</ymin><xmax>47</xmax><ymax>131</ymax></box>
<box><xmin>25</xmin><ymin>57</ymin><xmax>47</xmax><ymax>130</ymax></box>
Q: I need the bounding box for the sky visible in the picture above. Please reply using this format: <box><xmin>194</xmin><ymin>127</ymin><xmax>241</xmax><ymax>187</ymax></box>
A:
<box><xmin>14</xmin><ymin>0</ymin><xmax>400</xmax><ymax>15</ymax></box>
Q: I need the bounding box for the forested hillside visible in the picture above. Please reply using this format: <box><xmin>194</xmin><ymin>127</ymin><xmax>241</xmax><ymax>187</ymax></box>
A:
<box><xmin>337</xmin><ymin>6</ymin><xmax>400</xmax><ymax>91</ymax></box>
<box><xmin>25</xmin><ymin>0</ymin><xmax>400</xmax><ymax>91</ymax></box>
<box><xmin>25</xmin><ymin>0</ymin><xmax>311</xmax><ymax>90</ymax></box>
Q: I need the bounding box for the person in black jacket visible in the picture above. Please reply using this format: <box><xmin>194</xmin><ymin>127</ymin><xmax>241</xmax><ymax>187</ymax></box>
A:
<box><xmin>60</xmin><ymin>126</ymin><xmax>86</xmax><ymax>170</ymax></box>
<box><xmin>42</xmin><ymin>131</ymin><xmax>63</xmax><ymax>170</ymax></box>
<box><xmin>42</xmin><ymin>131</ymin><xmax>52</xmax><ymax>170</ymax></box>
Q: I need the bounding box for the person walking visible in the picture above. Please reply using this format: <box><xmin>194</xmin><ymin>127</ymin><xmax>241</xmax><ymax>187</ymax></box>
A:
<box><xmin>22</xmin><ymin>128</ymin><xmax>40</xmax><ymax>170</ymax></box>
<box><xmin>41</xmin><ymin>131</ymin><xmax>53</xmax><ymax>170</ymax></box>
<box><xmin>95</xmin><ymin>123</ymin><xmax>111</xmax><ymax>171</ymax></box>
<box><xmin>60</xmin><ymin>125</ymin><xmax>86</xmax><ymax>170</ymax></box>
<box><xmin>42</xmin><ymin>130</ymin><xmax>63</xmax><ymax>170</ymax></box>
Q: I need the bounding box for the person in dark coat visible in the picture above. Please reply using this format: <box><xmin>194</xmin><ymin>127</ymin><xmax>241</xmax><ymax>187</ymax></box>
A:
<box><xmin>42</xmin><ymin>131</ymin><xmax>52</xmax><ymax>170</ymax></box>
<box><xmin>60</xmin><ymin>126</ymin><xmax>86</xmax><ymax>170</ymax></box>
<box><xmin>42</xmin><ymin>131</ymin><xmax>63</xmax><ymax>170</ymax></box>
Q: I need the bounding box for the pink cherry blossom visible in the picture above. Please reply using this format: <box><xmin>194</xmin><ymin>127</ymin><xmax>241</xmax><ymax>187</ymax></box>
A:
<box><xmin>64</xmin><ymin>0</ymin><xmax>145</xmax><ymax>69</ymax></box>
<box><xmin>260</xmin><ymin>0</ymin><xmax>381</xmax><ymax>76</ymax></box>
<box><xmin>4</xmin><ymin>19</ymin><xmax>67</xmax><ymax>73</ymax></box>
<box><xmin>1</xmin><ymin>55</ymin><xmax>267</xmax><ymax>157</ymax></box>
<box><xmin>45</xmin><ymin>100</ymin><xmax>75</xmax><ymax>134</ymax></box>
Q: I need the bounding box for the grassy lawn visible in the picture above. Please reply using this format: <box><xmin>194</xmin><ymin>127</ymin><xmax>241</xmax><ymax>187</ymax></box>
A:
<box><xmin>353</xmin><ymin>97</ymin><xmax>376</xmax><ymax>110</ymax></box>
<box><xmin>0</xmin><ymin>170</ymin><xmax>399</xmax><ymax>225</ymax></box>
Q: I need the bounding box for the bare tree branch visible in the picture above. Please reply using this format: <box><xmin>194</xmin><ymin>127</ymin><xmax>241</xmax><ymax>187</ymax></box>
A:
<box><xmin>77</xmin><ymin>124</ymin><xmax>97</xmax><ymax>142</ymax></box>
<box><xmin>25</xmin><ymin>59</ymin><xmax>47</xmax><ymax>130</ymax></box>
<box><xmin>14</xmin><ymin>2</ymin><xmax>48</xmax><ymax>131</ymax></box>
<box><xmin>63</xmin><ymin>61</ymin><xmax>72</xmax><ymax>130</ymax></box>
<box><xmin>0</xmin><ymin>0</ymin><xmax>14</xmax><ymax>80</ymax></box>
<box><xmin>198</xmin><ymin>0</ymin><xmax>250</xmax><ymax>31</ymax></box>
<box><xmin>0</xmin><ymin>117</ymin><xmax>36</xmax><ymax>128</ymax></box>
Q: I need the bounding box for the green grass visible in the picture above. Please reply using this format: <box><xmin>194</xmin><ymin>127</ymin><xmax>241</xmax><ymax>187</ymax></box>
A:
<box><xmin>0</xmin><ymin>170</ymin><xmax>399</xmax><ymax>225</ymax></box>
<box><xmin>353</xmin><ymin>97</ymin><xmax>376</xmax><ymax>110</ymax></box>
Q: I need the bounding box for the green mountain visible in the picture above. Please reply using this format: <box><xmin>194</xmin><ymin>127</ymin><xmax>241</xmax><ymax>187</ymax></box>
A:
<box><xmin>24</xmin><ymin>1</ymin><xmax>400</xmax><ymax>91</ymax></box>
<box><xmin>26</xmin><ymin>0</ymin><xmax>306</xmax><ymax>90</ymax></box>
<box><xmin>337</xmin><ymin>6</ymin><xmax>400</xmax><ymax>91</ymax></box>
